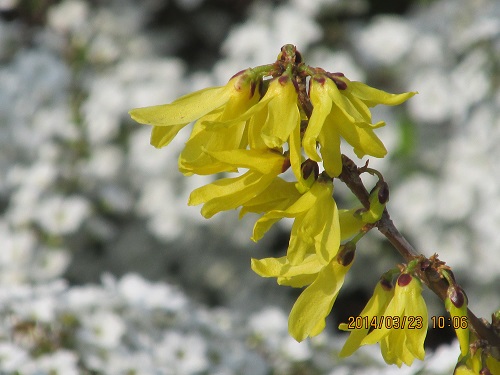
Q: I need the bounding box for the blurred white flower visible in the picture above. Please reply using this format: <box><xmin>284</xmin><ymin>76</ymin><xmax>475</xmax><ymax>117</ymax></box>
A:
<box><xmin>136</xmin><ymin>179</ymin><xmax>184</xmax><ymax>240</ymax></box>
<box><xmin>47</xmin><ymin>0</ymin><xmax>89</xmax><ymax>34</ymax></box>
<box><xmin>356</xmin><ymin>16</ymin><xmax>415</xmax><ymax>66</ymax></box>
<box><xmin>0</xmin><ymin>343</ymin><xmax>28</xmax><ymax>373</ymax></box>
<box><xmin>0</xmin><ymin>0</ymin><xmax>18</xmax><ymax>12</ymax></box>
<box><xmin>0</xmin><ymin>223</ymin><xmax>35</xmax><ymax>268</ymax></box>
<box><xmin>63</xmin><ymin>284</ymin><xmax>112</xmax><ymax>312</ymax></box>
<box><xmin>282</xmin><ymin>336</ymin><xmax>312</xmax><ymax>361</ymax></box>
<box><xmin>17</xmin><ymin>350</ymin><xmax>79</xmax><ymax>375</ymax></box>
<box><xmin>249</xmin><ymin>307</ymin><xmax>288</xmax><ymax>338</ymax></box>
<box><xmin>407</xmin><ymin>69</ymin><xmax>454</xmax><ymax>123</ymax></box>
<box><xmin>221</xmin><ymin>3</ymin><xmax>321</xmax><ymax>67</ymax></box>
<box><xmin>308</xmin><ymin>48</ymin><xmax>365</xmax><ymax>82</ymax></box>
<box><xmin>100</xmin><ymin>350</ymin><xmax>156</xmax><ymax>375</ymax></box>
<box><xmin>34</xmin><ymin>195</ymin><xmax>90</xmax><ymax>236</ymax></box>
<box><xmin>424</xmin><ymin>340</ymin><xmax>460</xmax><ymax>373</ymax></box>
<box><xmin>78</xmin><ymin>311</ymin><xmax>125</xmax><ymax>349</ymax></box>
<box><xmin>80</xmin><ymin>145</ymin><xmax>124</xmax><ymax>180</ymax></box>
<box><xmin>156</xmin><ymin>331</ymin><xmax>209</xmax><ymax>374</ymax></box>
<box><xmin>117</xmin><ymin>273</ymin><xmax>188</xmax><ymax>311</ymax></box>
<box><xmin>30</xmin><ymin>247</ymin><xmax>71</xmax><ymax>281</ymax></box>
<box><xmin>83</xmin><ymin>76</ymin><xmax>125</xmax><ymax>145</ymax></box>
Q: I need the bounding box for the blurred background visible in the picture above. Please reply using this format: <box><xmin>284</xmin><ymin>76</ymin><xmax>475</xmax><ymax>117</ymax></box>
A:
<box><xmin>1</xmin><ymin>0</ymin><xmax>499</xmax><ymax>374</ymax></box>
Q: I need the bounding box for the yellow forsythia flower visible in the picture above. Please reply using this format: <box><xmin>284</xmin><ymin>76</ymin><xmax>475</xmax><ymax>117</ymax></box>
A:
<box><xmin>251</xmin><ymin>177</ymin><xmax>340</xmax><ymax>265</ymax></box>
<box><xmin>361</xmin><ymin>273</ymin><xmax>428</xmax><ymax>367</ymax></box>
<box><xmin>339</xmin><ymin>278</ymin><xmax>394</xmax><ymax>357</ymax></box>
<box><xmin>252</xmin><ymin>246</ymin><xmax>355</xmax><ymax>342</ymax></box>
<box><xmin>129</xmin><ymin>70</ymin><xmax>259</xmax><ymax>149</ymax></box>
<box><xmin>188</xmin><ymin>148</ymin><xmax>288</xmax><ymax>218</ymax></box>
<box><xmin>129</xmin><ymin>45</ymin><xmax>419</xmax><ymax>358</ymax></box>
<box><xmin>456</xmin><ymin>348</ymin><xmax>500</xmax><ymax>374</ymax></box>
<box><xmin>304</xmin><ymin>74</ymin><xmax>415</xmax><ymax>176</ymax></box>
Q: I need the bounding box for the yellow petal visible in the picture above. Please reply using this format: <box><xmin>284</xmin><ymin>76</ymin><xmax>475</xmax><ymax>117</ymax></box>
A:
<box><xmin>292</xmin><ymin>180</ymin><xmax>340</xmax><ymax>264</ymax></box>
<box><xmin>188</xmin><ymin>171</ymin><xmax>275</xmax><ymax>218</ymax></box>
<box><xmin>251</xmin><ymin>254</ymin><xmax>323</xmax><ymax>279</ymax></box>
<box><xmin>277</xmin><ymin>274</ymin><xmax>317</xmax><ymax>288</ymax></box>
<box><xmin>288</xmin><ymin>258</ymin><xmax>353</xmax><ymax>342</ymax></box>
<box><xmin>330</xmin><ymin>103</ymin><xmax>387</xmax><ymax>159</ymax></box>
<box><xmin>240</xmin><ymin>178</ymin><xmax>301</xmax><ymax>217</ymax></box>
<box><xmin>339</xmin><ymin>280</ymin><xmax>394</xmax><ymax>357</ymax></box>
<box><xmin>205</xmin><ymin>148</ymin><xmax>285</xmax><ymax>175</ymax></box>
<box><xmin>325</xmin><ymin>79</ymin><xmax>358</xmax><ymax>123</ymax></box>
<box><xmin>247</xmin><ymin>105</ymin><xmax>269</xmax><ymax>149</ymax></box>
<box><xmin>445</xmin><ymin>289</ymin><xmax>470</xmax><ymax>357</ymax></box>
<box><xmin>289</xmin><ymin>119</ymin><xmax>303</xmax><ymax>181</ymax></box>
<box><xmin>129</xmin><ymin>85</ymin><xmax>229</xmax><ymax>126</ymax></box>
<box><xmin>261</xmin><ymin>77</ymin><xmax>300</xmax><ymax>148</ymax></box>
<box><xmin>287</xmin><ymin>215</ymin><xmax>314</xmax><ymax>265</ymax></box>
<box><xmin>304</xmin><ymin>78</ymin><xmax>332</xmax><ymax>161</ymax></box>
<box><xmin>150</xmin><ymin>124</ymin><xmax>187</xmax><ymax>148</ymax></box>
<box><xmin>486</xmin><ymin>355</ymin><xmax>500</xmax><ymax>375</ymax></box>
<box><xmin>346</xmin><ymin>80</ymin><xmax>417</xmax><ymax>107</ymax></box>
<box><xmin>343</xmin><ymin>91</ymin><xmax>372</xmax><ymax>122</ymax></box>
<box><xmin>404</xmin><ymin>294</ymin><xmax>427</xmax><ymax>359</ymax></box>
<box><xmin>317</xmin><ymin>116</ymin><xmax>342</xmax><ymax>177</ymax></box>
<box><xmin>178</xmin><ymin>118</ymin><xmax>245</xmax><ymax>175</ymax></box>
<box><xmin>251</xmin><ymin>186</ymin><xmax>319</xmax><ymax>242</ymax></box>
<box><xmin>339</xmin><ymin>208</ymin><xmax>365</xmax><ymax>240</ymax></box>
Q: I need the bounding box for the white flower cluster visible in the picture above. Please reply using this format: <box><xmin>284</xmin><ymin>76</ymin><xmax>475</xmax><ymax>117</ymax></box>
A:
<box><xmin>0</xmin><ymin>0</ymin><xmax>498</xmax><ymax>373</ymax></box>
<box><xmin>0</xmin><ymin>272</ymin><xmax>459</xmax><ymax>374</ymax></box>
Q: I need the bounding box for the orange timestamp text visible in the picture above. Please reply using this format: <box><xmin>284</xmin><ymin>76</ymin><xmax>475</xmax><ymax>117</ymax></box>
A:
<box><xmin>346</xmin><ymin>315</ymin><xmax>425</xmax><ymax>330</ymax></box>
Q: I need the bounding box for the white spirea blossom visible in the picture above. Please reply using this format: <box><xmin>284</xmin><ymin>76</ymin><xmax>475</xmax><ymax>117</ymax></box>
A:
<box><xmin>47</xmin><ymin>0</ymin><xmax>89</xmax><ymax>33</ymax></box>
<box><xmin>34</xmin><ymin>195</ymin><xmax>90</xmax><ymax>235</ymax></box>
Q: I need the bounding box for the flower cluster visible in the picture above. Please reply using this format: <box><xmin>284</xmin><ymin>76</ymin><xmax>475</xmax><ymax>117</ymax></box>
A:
<box><xmin>130</xmin><ymin>44</ymin><xmax>418</xmax><ymax>361</ymax></box>
<box><xmin>339</xmin><ymin>272</ymin><xmax>428</xmax><ymax>367</ymax></box>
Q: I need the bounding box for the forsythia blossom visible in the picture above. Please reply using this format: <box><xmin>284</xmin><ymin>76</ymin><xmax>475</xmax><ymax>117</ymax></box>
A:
<box><xmin>359</xmin><ymin>273</ymin><xmax>428</xmax><ymax>367</ymax></box>
<box><xmin>129</xmin><ymin>44</ymin><xmax>421</xmax><ymax>362</ymax></box>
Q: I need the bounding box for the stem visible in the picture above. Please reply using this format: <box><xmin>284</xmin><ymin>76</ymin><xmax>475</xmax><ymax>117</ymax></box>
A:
<box><xmin>338</xmin><ymin>154</ymin><xmax>500</xmax><ymax>353</ymax></box>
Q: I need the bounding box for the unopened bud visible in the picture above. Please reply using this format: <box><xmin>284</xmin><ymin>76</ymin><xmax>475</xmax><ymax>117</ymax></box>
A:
<box><xmin>448</xmin><ymin>285</ymin><xmax>467</xmax><ymax>309</ymax></box>
<box><xmin>378</xmin><ymin>181</ymin><xmax>390</xmax><ymax>204</ymax></box>
<box><xmin>397</xmin><ymin>273</ymin><xmax>412</xmax><ymax>287</ymax></box>
<box><xmin>326</xmin><ymin>73</ymin><xmax>347</xmax><ymax>90</ymax></box>
<box><xmin>301</xmin><ymin>159</ymin><xmax>319</xmax><ymax>181</ymax></box>
<box><xmin>337</xmin><ymin>242</ymin><xmax>356</xmax><ymax>267</ymax></box>
<box><xmin>380</xmin><ymin>278</ymin><xmax>393</xmax><ymax>291</ymax></box>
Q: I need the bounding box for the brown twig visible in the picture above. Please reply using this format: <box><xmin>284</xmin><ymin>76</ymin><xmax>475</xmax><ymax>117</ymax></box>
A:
<box><xmin>338</xmin><ymin>154</ymin><xmax>500</xmax><ymax>355</ymax></box>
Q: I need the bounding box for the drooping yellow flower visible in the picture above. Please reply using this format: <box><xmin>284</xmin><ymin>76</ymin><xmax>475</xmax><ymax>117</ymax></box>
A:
<box><xmin>289</xmin><ymin>253</ymin><xmax>353</xmax><ymax>342</ymax></box>
<box><xmin>188</xmin><ymin>148</ymin><xmax>288</xmax><ymax>218</ymax></box>
<box><xmin>239</xmin><ymin>177</ymin><xmax>301</xmax><ymax>218</ymax></box>
<box><xmin>203</xmin><ymin>74</ymin><xmax>302</xmax><ymax>179</ymax></box>
<box><xmin>129</xmin><ymin>70</ymin><xmax>259</xmax><ymax>149</ymax></box>
<box><xmin>208</xmin><ymin>75</ymin><xmax>300</xmax><ymax>148</ymax></box>
<box><xmin>455</xmin><ymin>348</ymin><xmax>500</xmax><ymax>375</ymax></box>
<box><xmin>252</xmin><ymin>245</ymin><xmax>355</xmax><ymax>342</ymax></box>
<box><xmin>303</xmin><ymin>74</ymin><xmax>416</xmax><ymax>176</ymax></box>
<box><xmin>178</xmin><ymin>109</ymin><xmax>248</xmax><ymax>176</ymax></box>
<box><xmin>361</xmin><ymin>273</ymin><xmax>428</xmax><ymax>367</ymax></box>
<box><xmin>252</xmin><ymin>177</ymin><xmax>340</xmax><ymax>265</ymax></box>
<box><xmin>338</xmin><ymin>278</ymin><xmax>394</xmax><ymax>357</ymax></box>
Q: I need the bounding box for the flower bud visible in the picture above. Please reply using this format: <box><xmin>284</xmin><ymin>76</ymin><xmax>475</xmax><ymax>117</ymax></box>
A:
<box><xmin>360</xmin><ymin>183</ymin><xmax>388</xmax><ymax>224</ymax></box>
<box><xmin>397</xmin><ymin>273</ymin><xmax>413</xmax><ymax>287</ymax></box>
<box><xmin>295</xmin><ymin>159</ymin><xmax>319</xmax><ymax>194</ymax></box>
<box><xmin>445</xmin><ymin>284</ymin><xmax>470</xmax><ymax>357</ymax></box>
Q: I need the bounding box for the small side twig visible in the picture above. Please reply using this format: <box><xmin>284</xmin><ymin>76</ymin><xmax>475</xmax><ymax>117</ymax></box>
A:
<box><xmin>338</xmin><ymin>154</ymin><xmax>500</xmax><ymax>355</ymax></box>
